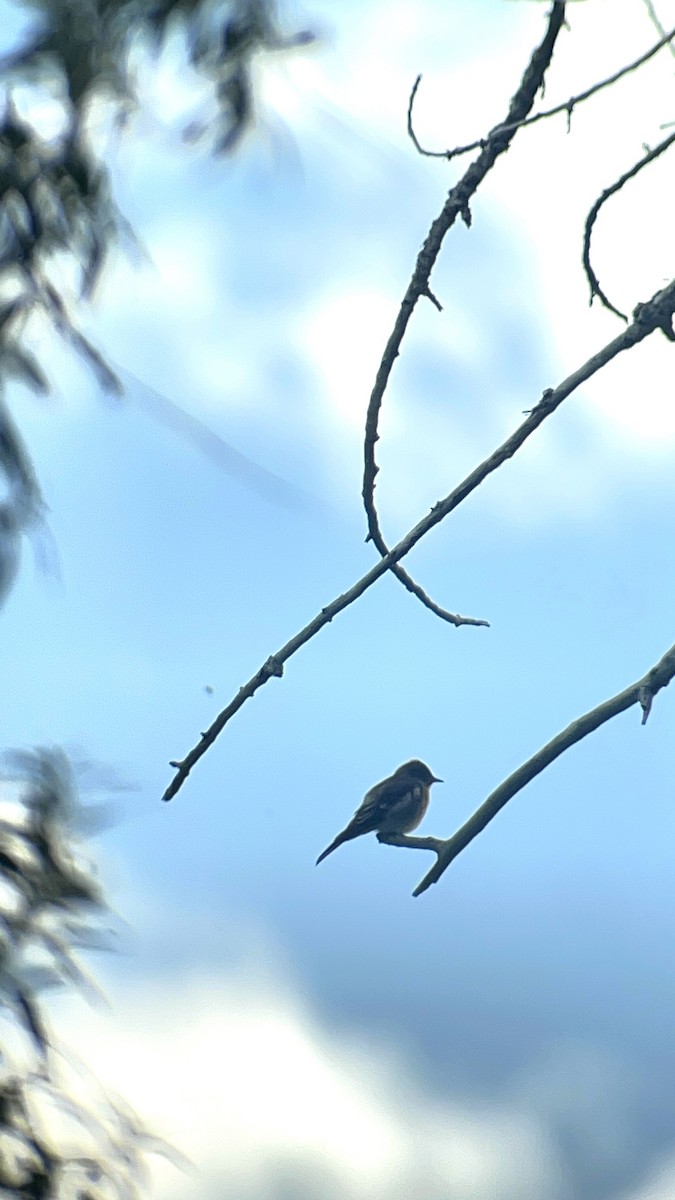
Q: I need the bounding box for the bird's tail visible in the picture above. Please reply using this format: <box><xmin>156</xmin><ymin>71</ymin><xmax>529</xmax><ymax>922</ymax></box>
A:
<box><xmin>315</xmin><ymin>832</ymin><xmax>349</xmax><ymax>865</ymax></box>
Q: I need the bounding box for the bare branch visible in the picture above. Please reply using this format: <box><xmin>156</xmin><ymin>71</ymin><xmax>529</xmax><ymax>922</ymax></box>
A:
<box><xmin>409</xmin><ymin>23</ymin><xmax>675</xmax><ymax>160</ymax></box>
<box><xmin>582</xmin><ymin>129</ymin><xmax>675</xmax><ymax>319</ymax></box>
<box><xmin>162</xmin><ymin>278</ymin><xmax>675</xmax><ymax>802</ymax></box>
<box><xmin>363</xmin><ymin>2</ymin><xmax>567</xmax><ymax>627</ymax></box>
<box><xmin>377</xmin><ymin>831</ymin><xmax>446</xmax><ymax>855</ymax></box>
<box><xmin>410</xmin><ymin>638</ymin><xmax>675</xmax><ymax>897</ymax></box>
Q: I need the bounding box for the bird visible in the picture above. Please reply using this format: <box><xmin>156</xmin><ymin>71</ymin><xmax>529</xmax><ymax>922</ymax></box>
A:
<box><xmin>316</xmin><ymin>760</ymin><xmax>442</xmax><ymax>865</ymax></box>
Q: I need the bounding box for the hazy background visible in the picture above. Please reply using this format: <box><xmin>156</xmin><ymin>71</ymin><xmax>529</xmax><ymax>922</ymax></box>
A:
<box><xmin>2</xmin><ymin>1</ymin><xmax>675</xmax><ymax>1197</ymax></box>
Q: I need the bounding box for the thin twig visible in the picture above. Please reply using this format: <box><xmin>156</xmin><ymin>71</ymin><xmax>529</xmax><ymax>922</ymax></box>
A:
<box><xmin>363</xmin><ymin>2</ymin><xmax>567</xmax><ymax>627</ymax></box>
<box><xmin>582</xmin><ymin>129</ymin><xmax>675</xmax><ymax>319</ymax></box>
<box><xmin>642</xmin><ymin>0</ymin><xmax>675</xmax><ymax>59</ymax></box>
<box><xmin>407</xmin><ymin>639</ymin><xmax>675</xmax><ymax>897</ymax></box>
<box><xmin>162</xmin><ymin>278</ymin><xmax>675</xmax><ymax>802</ymax></box>
<box><xmin>408</xmin><ymin>23</ymin><xmax>675</xmax><ymax>160</ymax></box>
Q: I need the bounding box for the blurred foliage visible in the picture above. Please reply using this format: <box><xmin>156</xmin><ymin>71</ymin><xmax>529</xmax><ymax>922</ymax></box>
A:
<box><xmin>0</xmin><ymin>0</ymin><xmax>313</xmax><ymax>609</ymax></box>
<box><xmin>0</xmin><ymin>747</ymin><xmax>171</xmax><ymax>1199</ymax></box>
<box><xmin>0</xmin><ymin>3</ymin><xmax>315</xmax><ymax>1183</ymax></box>
<box><xmin>0</xmin><ymin>5</ymin><xmax>315</xmax><ymax>1191</ymax></box>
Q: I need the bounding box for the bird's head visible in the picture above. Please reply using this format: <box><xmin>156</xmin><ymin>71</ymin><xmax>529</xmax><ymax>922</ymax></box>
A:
<box><xmin>399</xmin><ymin>760</ymin><xmax>442</xmax><ymax>785</ymax></box>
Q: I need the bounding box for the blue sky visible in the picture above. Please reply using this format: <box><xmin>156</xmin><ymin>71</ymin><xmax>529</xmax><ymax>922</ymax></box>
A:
<box><xmin>3</xmin><ymin>1</ymin><xmax>675</xmax><ymax>1197</ymax></box>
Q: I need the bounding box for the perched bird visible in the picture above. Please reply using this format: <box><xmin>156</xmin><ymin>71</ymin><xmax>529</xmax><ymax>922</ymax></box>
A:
<box><xmin>316</xmin><ymin>760</ymin><xmax>442</xmax><ymax>865</ymax></box>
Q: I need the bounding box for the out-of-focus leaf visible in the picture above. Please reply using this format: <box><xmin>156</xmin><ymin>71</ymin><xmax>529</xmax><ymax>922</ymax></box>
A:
<box><xmin>16</xmin><ymin>988</ymin><xmax>48</xmax><ymax>1055</ymax></box>
<box><xmin>0</xmin><ymin>746</ymin><xmax>177</xmax><ymax>1193</ymax></box>
<box><xmin>0</xmin><ymin>509</ymin><xmax>21</xmax><ymax>611</ymax></box>
<box><xmin>1</xmin><ymin>345</ymin><xmax>50</xmax><ymax>393</ymax></box>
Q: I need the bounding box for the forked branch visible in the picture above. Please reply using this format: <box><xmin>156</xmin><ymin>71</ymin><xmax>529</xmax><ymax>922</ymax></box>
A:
<box><xmin>385</xmin><ymin>639</ymin><xmax>675</xmax><ymax>897</ymax></box>
<box><xmin>408</xmin><ymin>23</ymin><xmax>675</xmax><ymax>160</ymax></box>
<box><xmin>362</xmin><ymin>1</ymin><xmax>567</xmax><ymax>628</ymax></box>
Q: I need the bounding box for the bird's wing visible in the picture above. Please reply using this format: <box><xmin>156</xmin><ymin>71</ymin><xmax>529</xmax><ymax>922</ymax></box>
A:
<box><xmin>345</xmin><ymin>775</ymin><xmax>422</xmax><ymax>836</ymax></box>
<box><xmin>376</xmin><ymin>784</ymin><xmax>426</xmax><ymax>834</ymax></box>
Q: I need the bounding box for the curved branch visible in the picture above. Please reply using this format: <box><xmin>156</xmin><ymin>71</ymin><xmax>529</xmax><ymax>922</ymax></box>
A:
<box><xmin>410</xmin><ymin>638</ymin><xmax>675</xmax><ymax>897</ymax></box>
<box><xmin>408</xmin><ymin>24</ymin><xmax>675</xmax><ymax>161</ymax></box>
<box><xmin>582</xmin><ymin>129</ymin><xmax>675</xmax><ymax>319</ymax></box>
<box><xmin>363</xmin><ymin>2</ymin><xmax>567</xmax><ymax>626</ymax></box>
<box><xmin>162</xmin><ymin>278</ymin><xmax>675</xmax><ymax>802</ymax></box>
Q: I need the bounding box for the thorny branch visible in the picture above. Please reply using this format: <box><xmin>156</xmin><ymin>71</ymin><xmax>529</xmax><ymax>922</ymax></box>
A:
<box><xmin>582</xmin><ymin>128</ymin><xmax>675</xmax><ymax>320</ymax></box>
<box><xmin>407</xmin><ymin>22</ymin><xmax>675</xmax><ymax>160</ymax></box>
<box><xmin>162</xmin><ymin>279</ymin><xmax>675</xmax><ymax>802</ymax></box>
<box><xmin>382</xmin><ymin>639</ymin><xmax>675</xmax><ymax>897</ymax></box>
<box><xmin>361</xmin><ymin>1</ymin><xmax>566</xmax><ymax>628</ymax></box>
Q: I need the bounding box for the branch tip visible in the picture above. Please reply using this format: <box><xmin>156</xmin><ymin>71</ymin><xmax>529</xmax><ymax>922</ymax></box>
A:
<box><xmin>407</xmin><ymin>636</ymin><xmax>675</xmax><ymax>895</ymax></box>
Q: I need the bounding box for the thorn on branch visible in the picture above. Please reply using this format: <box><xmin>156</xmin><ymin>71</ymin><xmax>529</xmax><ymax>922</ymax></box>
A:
<box><xmin>423</xmin><ymin>286</ymin><xmax>443</xmax><ymax>311</ymax></box>
<box><xmin>460</xmin><ymin>204</ymin><xmax>472</xmax><ymax>227</ymax></box>
<box><xmin>529</xmin><ymin>388</ymin><xmax>554</xmax><ymax>416</ymax></box>
<box><xmin>638</xmin><ymin>685</ymin><xmax>653</xmax><ymax>725</ymax></box>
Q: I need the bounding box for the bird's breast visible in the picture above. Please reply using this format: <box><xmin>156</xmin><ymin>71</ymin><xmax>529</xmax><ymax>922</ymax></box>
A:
<box><xmin>400</xmin><ymin>789</ymin><xmax>429</xmax><ymax>833</ymax></box>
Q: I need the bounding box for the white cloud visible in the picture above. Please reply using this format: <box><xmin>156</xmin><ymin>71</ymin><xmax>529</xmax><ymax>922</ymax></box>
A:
<box><xmin>49</xmin><ymin>959</ymin><xmax>565</xmax><ymax>1200</ymax></box>
<box><xmin>34</xmin><ymin>916</ymin><xmax>659</xmax><ymax>1200</ymax></box>
<box><xmin>301</xmin><ymin>286</ymin><xmax>399</xmax><ymax>430</ymax></box>
<box><xmin>619</xmin><ymin>1158</ymin><xmax>675</xmax><ymax>1200</ymax></box>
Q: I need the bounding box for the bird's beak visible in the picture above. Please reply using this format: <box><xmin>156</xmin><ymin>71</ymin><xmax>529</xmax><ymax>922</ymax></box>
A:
<box><xmin>432</xmin><ymin>775</ymin><xmax>443</xmax><ymax>783</ymax></box>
